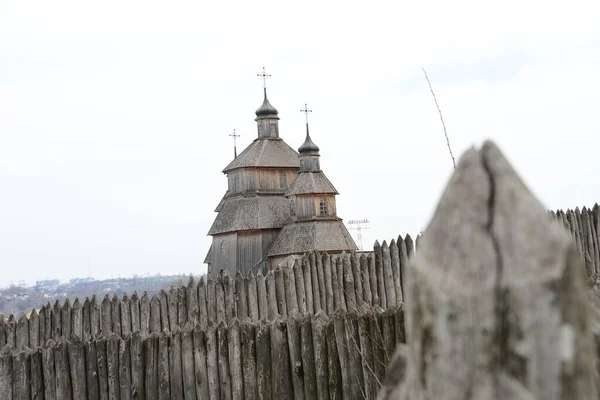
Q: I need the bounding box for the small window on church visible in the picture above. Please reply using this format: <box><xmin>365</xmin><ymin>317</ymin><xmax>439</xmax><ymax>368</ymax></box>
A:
<box><xmin>279</xmin><ymin>172</ymin><xmax>287</xmax><ymax>188</ymax></box>
<box><xmin>319</xmin><ymin>199</ymin><xmax>328</xmax><ymax>216</ymax></box>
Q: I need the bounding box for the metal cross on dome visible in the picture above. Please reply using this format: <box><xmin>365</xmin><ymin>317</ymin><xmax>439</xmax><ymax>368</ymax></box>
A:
<box><xmin>257</xmin><ymin>67</ymin><xmax>271</xmax><ymax>89</ymax></box>
<box><xmin>229</xmin><ymin>129</ymin><xmax>240</xmax><ymax>158</ymax></box>
<box><xmin>300</xmin><ymin>103</ymin><xmax>312</xmax><ymax>124</ymax></box>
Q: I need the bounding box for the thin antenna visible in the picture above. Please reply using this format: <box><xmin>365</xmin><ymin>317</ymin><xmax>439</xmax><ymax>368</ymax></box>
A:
<box><xmin>348</xmin><ymin>219</ymin><xmax>370</xmax><ymax>251</ymax></box>
<box><xmin>229</xmin><ymin>129</ymin><xmax>240</xmax><ymax>158</ymax></box>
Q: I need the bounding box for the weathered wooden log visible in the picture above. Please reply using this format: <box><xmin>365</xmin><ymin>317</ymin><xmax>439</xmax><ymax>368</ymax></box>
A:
<box><xmin>55</xmin><ymin>338</ymin><xmax>73</xmax><ymax>400</ymax></box>
<box><xmin>41</xmin><ymin>304</ymin><xmax>50</xmax><ymax>345</ymax></box>
<box><xmin>286</xmin><ymin>315</ymin><xmax>304</xmax><ymax>400</ymax></box>
<box><xmin>130</xmin><ymin>292</ymin><xmax>141</xmax><ymax>335</ymax></box>
<box><xmin>158</xmin><ymin>290</ymin><xmax>169</xmax><ymax>333</ymax></box>
<box><xmin>293</xmin><ymin>259</ymin><xmax>306</xmax><ymax>314</ymax></box>
<box><xmin>186</xmin><ymin>277</ymin><xmax>198</xmax><ymax>325</ymax></box>
<box><xmin>380</xmin><ymin>308</ymin><xmax>396</xmax><ymax>366</ymax></box>
<box><xmin>367</xmin><ymin>254</ymin><xmax>379</xmax><ymax>307</ymax></box>
<box><xmin>5</xmin><ymin>316</ymin><xmax>15</xmax><ymax>349</ymax></box>
<box><xmin>60</xmin><ymin>299</ymin><xmax>72</xmax><ymax>341</ymax></box>
<box><xmin>157</xmin><ymin>331</ymin><xmax>171</xmax><ymax>400</ymax></box>
<box><xmin>394</xmin><ymin>306</ymin><xmax>406</xmax><ymax>346</ymax></box>
<box><xmin>168</xmin><ymin>326</ymin><xmax>184</xmax><ymax>400</ymax></box>
<box><xmin>240</xmin><ymin>320</ymin><xmax>257</xmax><ymax>400</ymax></box>
<box><xmin>343</xmin><ymin>252</ymin><xmax>357</xmax><ymax>312</ymax></box>
<box><xmin>0</xmin><ymin>346</ymin><xmax>12</xmax><ymax>400</ymax></box>
<box><xmin>106</xmin><ymin>334</ymin><xmax>121</xmax><ymax>400</ymax></box>
<box><xmin>371</xmin><ymin>307</ymin><xmax>386</xmax><ymax>384</ymax></box>
<box><xmin>389</xmin><ymin>240</ymin><xmax>402</xmax><ymax>307</ymax></box>
<box><xmin>206</xmin><ymin>276</ymin><xmax>217</xmax><ymax>326</ymax></box>
<box><xmin>310</xmin><ymin>252</ymin><xmax>322</xmax><ymax>313</ymax></box>
<box><xmin>91</xmin><ymin>295</ymin><xmax>101</xmax><ymax>339</ymax></box>
<box><xmin>51</xmin><ymin>301</ymin><xmax>60</xmax><ymax>342</ymax></box>
<box><xmin>228</xmin><ymin>319</ymin><xmax>244</xmax><ymax>400</ymax></box>
<box><xmin>85</xmin><ymin>338</ymin><xmax>101</xmax><ymax>400</ymax></box>
<box><xmin>336</xmin><ymin>256</ymin><xmax>346</xmax><ymax>312</ymax></box>
<box><xmin>358</xmin><ymin>312</ymin><xmax>377</xmax><ymax>399</ymax></box>
<box><xmin>217</xmin><ymin>321</ymin><xmax>232</xmax><ymax>400</ymax></box>
<box><xmin>0</xmin><ymin>320</ymin><xmax>5</xmax><ymax>349</ymax></box>
<box><xmin>144</xmin><ymin>333</ymin><xmax>158</xmax><ymax>400</ymax></box>
<box><xmin>256</xmin><ymin>272</ymin><xmax>269</xmax><ymax>321</ymax></box>
<box><xmin>83</xmin><ymin>298</ymin><xmax>92</xmax><ymax>342</ymax></box>
<box><xmin>316</xmin><ymin>251</ymin><xmax>327</xmax><ymax>314</ymax></box>
<box><xmin>300</xmin><ymin>315</ymin><xmax>318</xmax><ymax>399</ymax></box>
<box><xmin>29</xmin><ymin>309</ymin><xmax>40</xmax><ymax>349</ymax></box>
<box><xmin>180</xmin><ymin>323</ymin><xmax>196</xmax><ymax>400</ymax></box>
<box><xmin>235</xmin><ymin>273</ymin><xmax>248</xmax><ymax>321</ymax></box>
<box><xmin>30</xmin><ymin>347</ymin><xmax>44</xmax><ymax>400</ymax></box>
<box><xmin>69</xmin><ymin>337</ymin><xmax>88</xmax><ymax>399</ymax></box>
<box><xmin>330</xmin><ymin>256</ymin><xmax>341</xmax><ymax>312</ymax></box>
<box><xmin>266</xmin><ymin>271</ymin><xmax>278</xmax><ymax>320</ymax></box>
<box><xmin>255</xmin><ymin>320</ymin><xmax>272</xmax><ymax>400</ymax></box>
<box><xmin>325</xmin><ymin>317</ymin><xmax>343</xmax><ymax>400</ymax></box>
<box><xmin>333</xmin><ymin>311</ymin><xmax>352</xmax><ymax>398</ymax></box>
<box><xmin>101</xmin><ymin>295</ymin><xmax>112</xmax><ymax>336</ymax></box>
<box><xmin>168</xmin><ymin>286</ymin><xmax>179</xmax><ymax>332</ymax></box>
<box><xmin>274</xmin><ymin>266</ymin><xmax>288</xmax><ymax>318</ymax></box>
<box><xmin>96</xmin><ymin>335</ymin><xmax>110</xmax><ymax>400</ymax></box>
<box><xmin>150</xmin><ymin>295</ymin><xmax>161</xmax><ymax>335</ymax></box>
<box><xmin>120</xmin><ymin>294</ymin><xmax>131</xmax><ymax>337</ymax></box>
<box><xmin>15</xmin><ymin>315</ymin><xmax>28</xmax><ymax>350</ymax></box>
<box><xmin>415</xmin><ymin>233</ymin><xmax>423</xmax><ymax>251</ymax></box>
<box><xmin>111</xmin><ymin>295</ymin><xmax>122</xmax><ymax>337</ymax></box>
<box><xmin>404</xmin><ymin>234</ymin><xmax>414</xmax><ymax>259</ymax></box>
<box><xmin>72</xmin><ymin>297</ymin><xmax>83</xmax><ymax>340</ymax></box>
<box><xmin>198</xmin><ymin>278</ymin><xmax>209</xmax><ymax>331</ymax></box>
<box><xmin>205</xmin><ymin>322</ymin><xmax>220</xmax><ymax>400</ymax></box>
<box><xmin>118</xmin><ymin>335</ymin><xmax>132</xmax><ymax>400</ymax></box>
<box><xmin>311</xmin><ymin>312</ymin><xmax>330</xmax><ymax>400</ymax></box>
<box><xmin>140</xmin><ymin>292</ymin><xmax>150</xmax><ymax>337</ymax></box>
<box><xmin>374</xmin><ymin>242</ymin><xmax>387</xmax><ymax>310</ymax></box>
<box><xmin>192</xmin><ymin>324</ymin><xmax>209</xmax><ymax>400</ymax></box>
<box><xmin>270</xmin><ymin>318</ymin><xmax>291</xmax><ymax>399</ymax></box>
<box><xmin>129</xmin><ymin>332</ymin><xmax>144</xmax><ymax>400</ymax></box>
<box><xmin>345</xmin><ymin>311</ymin><xmax>365</xmax><ymax>397</ymax></box>
<box><xmin>360</xmin><ymin>254</ymin><xmax>372</xmax><ymax>309</ymax></box>
<box><xmin>380</xmin><ymin>141</ymin><xmax>598</xmax><ymax>400</ymax></box>
<box><xmin>397</xmin><ymin>236</ymin><xmax>409</xmax><ymax>303</ymax></box>
<box><xmin>42</xmin><ymin>341</ymin><xmax>57</xmax><ymax>400</ymax></box>
<box><xmin>12</xmin><ymin>347</ymin><xmax>31</xmax><ymax>400</ymax></box>
<box><xmin>283</xmin><ymin>265</ymin><xmax>299</xmax><ymax>316</ymax></box>
<box><xmin>178</xmin><ymin>282</ymin><xmax>188</xmax><ymax>327</ymax></box>
<box><xmin>323</xmin><ymin>253</ymin><xmax>335</xmax><ymax>315</ymax></box>
<box><xmin>351</xmin><ymin>251</ymin><xmax>364</xmax><ymax>307</ymax></box>
<box><xmin>216</xmin><ymin>277</ymin><xmax>227</xmax><ymax>325</ymax></box>
<box><xmin>302</xmin><ymin>256</ymin><xmax>314</xmax><ymax>314</ymax></box>
<box><xmin>247</xmin><ymin>272</ymin><xmax>259</xmax><ymax>321</ymax></box>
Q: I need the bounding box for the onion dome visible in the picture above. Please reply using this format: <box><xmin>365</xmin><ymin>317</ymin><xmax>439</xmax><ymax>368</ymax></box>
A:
<box><xmin>255</xmin><ymin>88</ymin><xmax>279</xmax><ymax>119</ymax></box>
<box><xmin>298</xmin><ymin>124</ymin><xmax>320</xmax><ymax>154</ymax></box>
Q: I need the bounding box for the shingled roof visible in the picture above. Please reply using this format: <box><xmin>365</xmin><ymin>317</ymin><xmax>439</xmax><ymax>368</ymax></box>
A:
<box><xmin>222</xmin><ymin>138</ymin><xmax>300</xmax><ymax>173</ymax></box>
<box><xmin>267</xmin><ymin>219</ymin><xmax>357</xmax><ymax>257</ymax></box>
<box><xmin>208</xmin><ymin>195</ymin><xmax>292</xmax><ymax>235</ymax></box>
<box><xmin>286</xmin><ymin>171</ymin><xmax>338</xmax><ymax>196</ymax></box>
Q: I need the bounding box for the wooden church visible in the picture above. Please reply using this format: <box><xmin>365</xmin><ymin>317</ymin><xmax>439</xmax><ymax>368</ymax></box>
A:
<box><xmin>205</xmin><ymin>72</ymin><xmax>357</xmax><ymax>275</ymax></box>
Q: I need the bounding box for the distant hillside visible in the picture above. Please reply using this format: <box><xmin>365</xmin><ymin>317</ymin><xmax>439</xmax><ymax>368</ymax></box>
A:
<box><xmin>0</xmin><ymin>274</ymin><xmax>203</xmax><ymax>316</ymax></box>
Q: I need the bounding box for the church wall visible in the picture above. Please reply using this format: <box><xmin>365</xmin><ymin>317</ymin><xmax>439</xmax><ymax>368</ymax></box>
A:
<box><xmin>294</xmin><ymin>194</ymin><xmax>337</xmax><ymax>219</ymax></box>
<box><xmin>236</xmin><ymin>231</ymin><xmax>263</xmax><ymax>274</ymax></box>
<box><xmin>240</xmin><ymin>168</ymin><xmax>297</xmax><ymax>192</ymax></box>
<box><xmin>210</xmin><ymin>233</ymin><xmax>238</xmax><ymax>275</ymax></box>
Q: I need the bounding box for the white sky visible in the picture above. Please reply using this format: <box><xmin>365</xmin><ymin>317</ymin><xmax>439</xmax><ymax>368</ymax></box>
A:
<box><xmin>1</xmin><ymin>0</ymin><xmax>599</xmax><ymax>287</ymax></box>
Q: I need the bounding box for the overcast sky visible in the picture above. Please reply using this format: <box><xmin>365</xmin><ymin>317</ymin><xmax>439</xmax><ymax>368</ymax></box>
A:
<box><xmin>0</xmin><ymin>0</ymin><xmax>599</xmax><ymax>287</ymax></box>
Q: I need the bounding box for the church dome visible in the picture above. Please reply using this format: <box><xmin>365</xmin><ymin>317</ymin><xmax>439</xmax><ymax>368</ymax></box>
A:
<box><xmin>298</xmin><ymin>126</ymin><xmax>320</xmax><ymax>154</ymax></box>
<box><xmin>255</xmin><ymin>89</ymin><xmax>279</xmax><ymax>118</ymax></box>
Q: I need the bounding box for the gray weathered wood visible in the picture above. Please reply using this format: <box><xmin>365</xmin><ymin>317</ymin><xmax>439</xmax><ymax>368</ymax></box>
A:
<box><xmin>72</xmin><ymin>297</ymin><xmax>83</xmax><ymax>340</ymax></box>
<box><xmin>91</xmin><ymin>295</ymin><xmax>101</xmax><ymax>339</ymax></box>
<box><xmin>157</xmin><ymin>331</ymin><xmax>170</xmax><ymax>400</ymax></box>
<box><xmin>358</xmin><ymin>312</ymin><xmax>377</xmax><ymax>399</ymax></box>
<box><xmin>346</xmin><ymin>311</ymin><xmax>365</xmax><ymax>397</ymax></box>
<box><xmin>106</xmin><ymin>334</ymin><xmax>121</xmax><ymax>400</ymax></box>
<box><xmin>192</xmin><ymin>324</ymin><xmax>209</xmax><ymax>400</ymax></box>
<box><xmin>118</xmin><ymin>336</ymin><xmax>132</xmax><ymax>400</ymax></box>
<box><xmin>302</xmin><ymin>256</ymin><xmax>314</xmax><ymax>314</ymax></box>
<box><xmin>5</xmin><ymin>316</ymin><xmax>15</xmax><ymax>349</ymax></box>
<box><xmin>223</xmin><ymin>273</ymin><xmax>236</xmax><ymax>323</ymax></box>
<box><xmin>336</xmin><ymin>256</ymin><xmax>346</xmax><ymax>312</ymax></box>
<box><xmin>216</xmin><ymin>277</ymin><xmax>227</xmax><ymax>325</ymax></box>
<box><xmin>168</xmin><ymin>287</ymin><xmax>179</xmax><ymax>332</ymax></box>
<box><xmin>168</xmin><ymin>326</ymin><xmax>184</xmax><ymax>400</ymax></box>
<box><xmin>130</xmin><ymin>332</ymin><xmax>144</xmax><ymax>400</ymax></box>
<box><xmin>311</xmin><ymin>312</ymin><xmax>330</xmax><ymax>400</ymax></box>
<box><xmin>270</xmin><ymin>318</ymin><xmax>291</xmax><ymax>399</ymax></box>
<box><xmin>286</xmin><ymin>316</ymin><xmax>304</xmax><ymax>400</ymax></box>
<box><xmin>149</xmin><ymin>295</ymin><xmax>161</xmax><ymax>335</ymax></box>
<box><xmin>235</xmin><ymin>273</ymin><xmax>248</xmax><ymax>321</ymax></box>
<box><xmin>274</xmin><ymin>266</ymin><xmax>288</xmax><ymax>318</ymax></box>
<box><xmin>159</xmin><ymin>290</ymin><xmax>169</xmax><ymax>333</ymax></box>
<box><xmin>255</xmin><ymin>320</ymin><xmax>272</xmax><ymax>400</ymax></box>
<box><xmin>85</xmin><ymin>339</ymin><xmax>101</xmax><ymax>400</ymax></box>
<box><xmin>374</xmin><ymin>242</ymin><xmax>387</xmax><ymax>310</ymax></box>
<box><xmin>101</xmin><ymin>295</ymin><xmax>112</xmax><ymax>336</ymax></box>
<box><xmin>29</xmin><ymin>309</ymin><xmax>40</xmax><ymax>349</ymax></box>
<box><xmin>198</xmin><ymin>278</ymin><xmax>209</xmax><ymax>331</ymax></box>
<box><xmin>381</xmin><ymin>141</ymin><xmax>598</xmax><ymax>400</ymax></box>
<box><xmin>12</xmin><ymin>348</ymin><xmax>31</xmax><ymax>400</ymax></box>
<box><xmin>0</xmin><ymin>346</ymin><xmax>13</xmax><ymax>400</ymax></box>
<box><xmin>333</xmin><ymin>312</ymin><xmax>352</xmax><ymax>399</ymax></box>
<box><xmin>247</xmin><ymin>271</ymin><xmax>260</xmax><ymax>321</ymax></box>
<box><xmin>241</xmin><ymin>320</ymin><xmax>257</xmax><ymax>400</ymax></box>
<box><xmin>382</xmin><ymin>241</ymin><xmax>397</xmax><ymax>308</ymax></box>
<box><xmin>83</xmin><ymin>298</ymin><xmax>92</xmax><ymax>342</ymax></box>
<box><xmin>266</xmin><ymin>271</ymin><xmax>278</xmax><ymax>320</ymax></box>
<box><xmin>186</xmin><ymin>277</ymin><xmax>198</xmax><ymax>325</ymax></box>
<box><xmin>361</xmin><ymin>254</ymin><xmax>372</xmax><ymax>309</ymax></box>
<box><xmin>205</xmin><ymin>322</ymin><xmax>220</xmax><ymax>400</ymax></box>
<box><xmin>30</xmin><ymin>348</ymin><xmax>44</xmax><ymax>400</ymax></box>
<box><xmin>352</xmin><ymin>251</ymin><xmax>364</xmax><ymax>307</ymax></box>
<box><xmin>324</xmin><ymin>253</ymin><xmax>335</xmax><ymax>315</ymax></box>
<box><xmin>177</xmin><ymin>282</ymin><xmax>188</xmax><ymax>327</ymax></box>
<box><xmin>217</xmin><ymin>321</ymin><xmax>232</xmax><ymax>400</ymax></box>
<box><xmin>397</xmin><ymin>236</ymin><xmax>408</xmax><ymax>303</ymax></box>
<box><xmin>206</xmin><ymin>277</ymin><xmax>217</xmax><ymax>326</ymax></box>
<box><xmin>256</xmin><ymin>272</ymin><xmax>269</xmax><ymax>321</ymax></box>
<box><xmin>316</xmin><ymin>252</ymin><xmax>327</xmax><ymax>315</ymax></box>
<box><xmin>326</xmin><ymin>317</ymin><xmax>343</xmax><ymax>400</ymax></box>
<box><xmin>96</xmin><ymin>335</ymin><xmax>110</xmax><ymax>400</ymax></box>
<box><xmin>0</xmin><ymin>320</ymin><xmax>5</xmax><ymax>349</ymax></box>
<box><xmin>310</xmin><ymin>252</ymin><xmax>322</xmax><ymax>313</ymax></box>
<box><xmin>42</xmin><ymin>341</ymin><xmax>57</xmax><ymax>400</ymax></box>
<box><xmin>144</xmin><ymin>333</ymin><xmax>158</xmax><ymax>400</ymax></box>
<box><xmin>371</xmin><ymin>308</ymin><xmax>386</xmax><ymax>383</ymax></box>
<box><xmin>61</xmin><ymin>299</ymin><xmax>72</xmax><ymax>341</ymax></box>
<box><xmin>130</xmin><ymin>292</ymin><xmax>141</xmax><ymax>335</ymax></box>
<box><xmin>228</xmin><ymin>319</ymin><xmax>244</xmax><ymax>400</ymax></box>
<box><xmin>69</xmin><ymin>337</ymin><xmax>88</xmax><ymax>400</ymax></box>
<box><xmin>343</xmin><ymin>252</ymin><xmax>357</xmax><ymax>312</ymax></box>
<box><xmin>111</xmin><ymin>295</ymin><xmax>122</xmax><ymax>337</ymax></box>
<box><xmin>140</xmin><ymin>292</ymin><xmax>150</xmax><ymax>337</ymax></box>
<box><xmin>120</xmin><ymin>294</ymin><xmax>131</xmax><ymax>337</ymax></box>
<box><xmin>404</xmin><ymin>234</ymin><xmax>413</xmax><ymax>259</ymax></box>
<box><xmin>293</xmin><ymin>259</ymin><xmax>306</xmax><ymax>314</ymax></box>
<box><xmin>181</xmin><ymin>323</ymin><xmax>196</xmax><ymax>400</ymax></box>
<box><xmin>55</xmin><ymin>338</ymin><xmax>73</xmax><ymax>400</ymax></box>
<box><xmin>300</xmin><ymin>315</ymin><xmax>318</xmax><ymax>399</ymax></box>
<box><xmin>283</xmin><ymin>265</ymin><xmax>299</xmax><ymax>316</ymax></box>
<box><xmin>15</xmin><ymin>315</ymin><xmax>28</xmax><ymax>350</ymax></box>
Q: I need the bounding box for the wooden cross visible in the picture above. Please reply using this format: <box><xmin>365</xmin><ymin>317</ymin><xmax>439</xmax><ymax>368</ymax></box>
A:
<box><xmin>257</xmin><ymin>67</ymin><xmax>271</xmax><ymax>89</ymax></box>
<box><xmin>229</xmin><ymin>129</ymin><xmax>240</xmax><ymax>158</ymax></box>
<box><xmin>300</xmin><ymin>103</ymin><xmax>312</xmax><ymax>124</ymax></box>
